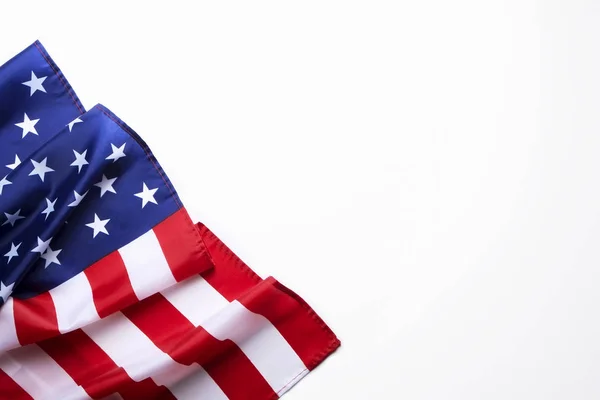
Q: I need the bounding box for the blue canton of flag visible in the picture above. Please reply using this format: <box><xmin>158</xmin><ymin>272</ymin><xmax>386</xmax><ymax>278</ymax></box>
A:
<box><xmin>0</xmin><ymin>43</ymin><xmax>186</xmax><ymax>303</ymax></box>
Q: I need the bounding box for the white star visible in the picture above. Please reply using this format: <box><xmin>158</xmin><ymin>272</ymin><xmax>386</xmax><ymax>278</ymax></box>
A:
<box><xmin>40</xmin><ymin>246</ymin><xmax>62</xmax><ymax>268</ymax></box>
<box><xmin>94</xmin><ymin>175</ymin><xmax>117</xmax><ymax>197</ymax></box>
<box><xmin>0</xmin><ymin>175</ymin><xmax>11</xmax><ymax>195</ymax></box>
<box><xmin>0</xmin><ymin>280</ymin><xmax>14</xmax><ymax>302</ymax></box>
<box><xmin>41</xmin><ymin>198</ymin><xmax>57</xmax><ymax>220</ymax></box>
<box><xmin>31</xmin><ymin>237</ymin><xmax>52</xmax><ymax>254</ymax></box>
<box><xmin>15</xmin><ymin>113</ymin><xmax>40</xmax><ymax>138</ymax></box>
<box><xmin>134</xmin><ymin>183</ymin><xmax>159</xmax><ymax>208</ymax></box>
<box><xmin>6</xmin><ymin>155</ymin><xmax>21</xmax><ymax>170</ymax></box>
<box><xmin>67</xmin><ymin>117</ymin><xmax>83</xmax><ymax>132</ymax></box>
<box><xmin>106</xmin><ymin>143</ymin><xmax>126</xmax><ymax>162</ymax></box>
<box><xmin>68</xmin><ymin>190</ymin><xmax>88</xmax><ymax>207</ymax></box>
<box><xmin>3</xmin><ymin>209</ymin><xmax>25</xmax><ymax>227</ymax></box>
<box><xmin>70</xmin><ymin>149</ymin><xmax>89</xmax><ymax>173</ymax></box>
<box><xmin>85</xmin><ymin>214</ymin><xmax>110</xmax><ymax>238</ymax></box>
<box><xmin>4</xmin><ymin>242</ymin><xmax>21</xmax><ymax>264</ymax></box>
<box><xmin>22</xmin><ymin>71</ymin><xmax>47</xmax><ymax>96</ymax></box>
<box><xmin>29</xmin><ymin>158</ymin><xmax>54</xmax><ymax>182</ymax></box>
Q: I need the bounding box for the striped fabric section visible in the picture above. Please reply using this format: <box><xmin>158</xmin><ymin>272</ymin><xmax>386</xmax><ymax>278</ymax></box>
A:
<box><xmin>0</xmin><ymin>208</ymin><xmax>212</xmax><ymax>353</ymax></box>
<box><xmin>0</xmin><ymin>223</ymin><xmax>340</xmax><ymax>399</ymax></box>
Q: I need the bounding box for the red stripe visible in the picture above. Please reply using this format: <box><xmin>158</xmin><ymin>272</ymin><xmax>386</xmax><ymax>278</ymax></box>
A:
<box><xmin>0</xmin><ymin>369</ymin><xmax>33</xmax><ymax>400</ymax></box>
<box><xmin>197</xmin><ymin>223</ymin><xmax>262</xmax><ymax>301</ymax></box>
<box><xmin>197</xmin><ymin>223</ymin><xmax>340</xmax><ymax>370</ymax></box>
<box><xmin>240</xmin><ymin>277</ymin><xmax>340</xmax><ymax>370</ymax></box>
<box><xmin>123</xmin><ymin>293</ymin><xmax>277</xmax><ymax>400</ymax></box>
<box><xmin>154</xmin><ymin>209</ymin><xmax>214</xmax><ymax>282</ymax></box>
<box><xmin>85</xmin><ymin>251</ymin><xmax>138</xmax><ymax>318</ymax></box>
<box><xmin>38</xmin><ymin>329</ymin><xmax>175</xmax><ymax>400</ymax></box>
<box><xmin>13</xmin><ymin>292</ymin><xmax>59</xmax><ymax>346</ymax></box>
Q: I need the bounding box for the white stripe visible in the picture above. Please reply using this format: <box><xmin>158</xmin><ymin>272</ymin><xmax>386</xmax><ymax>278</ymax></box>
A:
<box><xmin>49</xmin><ymin>272</ymin><xmax>99</xmax><ymax>333</ymax></box>
<box><xmin>151</xmin><ymin>361</ymin><xmax>202</xmax><ymax>387</ymax></box>
<box><xmin>161</xmin><ymin>275</ymin><xmax>228</xmax><ymax>325</ymax></box>
<box><xmin>118</xmin><ymin>229</ymin><xmax>176</xmax><ymax>300</ymax></box>
<box><xmin>83</xmin><ymin>311</ymin><xmax>226</xmax><ymax>398</ymax></box>
<box><xmin>276</xmin><ymin>368</ymin><xmax>309</xmax><ymax>397</ymax></box>
<box><xmin>204</xmin><ymin>300</ymin><xmax>307</xmax><ymax>392</ymax></box>
<box><xmin>153</xmin><ymin>363</ymin><xmax>227</xmax><ymax>400</ymax></box>
<box><xmin>164</xmin><ymin>279</ymin><xmax>307</xmax><ymax>393</ymax></box>
<box><xmin>82</xmin><ymin>312</ymin><xmax>183</xmax><ymax>382</ymax></box>
<box><xmin>0</xmin><ymin>297</ymin><xmax>19</xmax><ymax>352</ymax></box>
<box><xmin>0</xmin><ymin>345</ymin><xmax>90</xmax><ymax>400</ymax></box>
<box><xmin>164</xmin><ymin>367</ymin><xmax>228</xmax><ymax>400</ymax></box>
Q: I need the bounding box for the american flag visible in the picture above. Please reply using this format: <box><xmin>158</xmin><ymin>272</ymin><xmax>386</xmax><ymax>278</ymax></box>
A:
<box><xmin>0</xmin><ymin>42</ymin><xmax>339</xmax><ymax>399</ymax></box>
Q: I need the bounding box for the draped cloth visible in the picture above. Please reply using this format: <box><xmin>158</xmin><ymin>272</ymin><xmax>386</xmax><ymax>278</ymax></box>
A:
<box><xmin>0</xmin><ymin>41</ymin><xmax>339</xmax><ymax>399</ymax></box>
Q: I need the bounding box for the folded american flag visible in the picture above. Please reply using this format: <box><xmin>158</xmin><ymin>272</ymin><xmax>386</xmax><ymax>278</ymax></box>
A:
<box><xmin>0</xmin><ymin>41</ymin><xmax>339</xmax><ymax>399</ymax></box>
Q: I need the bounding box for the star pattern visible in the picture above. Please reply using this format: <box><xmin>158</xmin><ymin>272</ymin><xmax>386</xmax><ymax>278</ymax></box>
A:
<box><xmin>70</xmin><ymin>149</ymin><xmax>89</xmax><ymax>173</ymax></box>
<box><xmin>29</xmin><ymin>157</ymin><xmax>54</xmax><ymax>181</ymax></box>
<box><xmin>106</xmin><ymin>143</ymin><xmax>126</xmax><ymax>162</ymax></box>
<box><xmin>41</xmin><ymin>198</ymin><xmax>57</xmax><ymax>220</ymax></box>
<box><xmin>31</xmin><ymin>237</ymin><xmax>52</xmax><ymax>254</ymax></box>
<box><xmin>0</xmin><ymin>280</ymin><xmax>14</xmax><ymax>302</ymax></box>
<box><xmin>86</xmin><ymin>214</ymin><xmax>110</xmax><ymax>238</ymax></box>
<box><xmin>0</xmin><ymin>175</ymin><xmax>12</xmax><ymax>195</ymax></box>
<box><xmin>40</xmin><ymin>246</ymin><xmax>62</xmax><ymax>268</ymax></box>
<box><xmin>67</xmin><ymin>117</ymin><xmax>83</xmax><ymax>132</ymax></box>
<box><xmin>134</xmin><ymin>183</ymin><xmax>158</xmax><ymax>208</ymax></box>
<box><xmin>4</xmin><ymin>242</ymin><xmax>21</xmax><ymax>264</ymax></box>
<box><xmin>94</xmin><ymin>174</ymin><xmax>117</xmax><ymax>197</ymax></box>
<box><xmin>6</xmin><ymin>155</ymin><xmax>21</xmax><ymax>170</ymax></box>
<box><xmin>3</xmin><ymin>209</ymin><xmax>25</xmax><ymax>227</ymax></box>
<box><xmin>68</xmin><ymin>190</ymin><xmax>88</xmax><ymax>207</ymax></box>
<box><xmin>21</xmin><ymin>71</ymin><xmax>47</xmax><ymax>96</ymax></box>
<box><xmin>15</xmin><ymin>113</ymin><xmax>40</xmax><ymax>138</ymax></box>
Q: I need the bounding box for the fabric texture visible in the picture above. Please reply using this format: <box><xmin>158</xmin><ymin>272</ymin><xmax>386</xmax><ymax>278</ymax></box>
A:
<box><xmin>0</xmin><ymin>41</ymin><xmax>339</xmax><ymax>399</ymax></box>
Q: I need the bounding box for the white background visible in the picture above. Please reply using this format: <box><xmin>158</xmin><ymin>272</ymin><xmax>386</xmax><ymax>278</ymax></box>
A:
<box><xmin>2</xmin><ymin>1</ymin><xmax>600</xmax><ymax>398</ymax></box>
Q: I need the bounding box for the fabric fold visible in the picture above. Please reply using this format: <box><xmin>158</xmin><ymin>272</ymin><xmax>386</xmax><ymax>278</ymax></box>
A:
<box><xmin>1</xmin><ymin>222</ymin><xmax>340</xmax><ymax>399</ymax></box>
